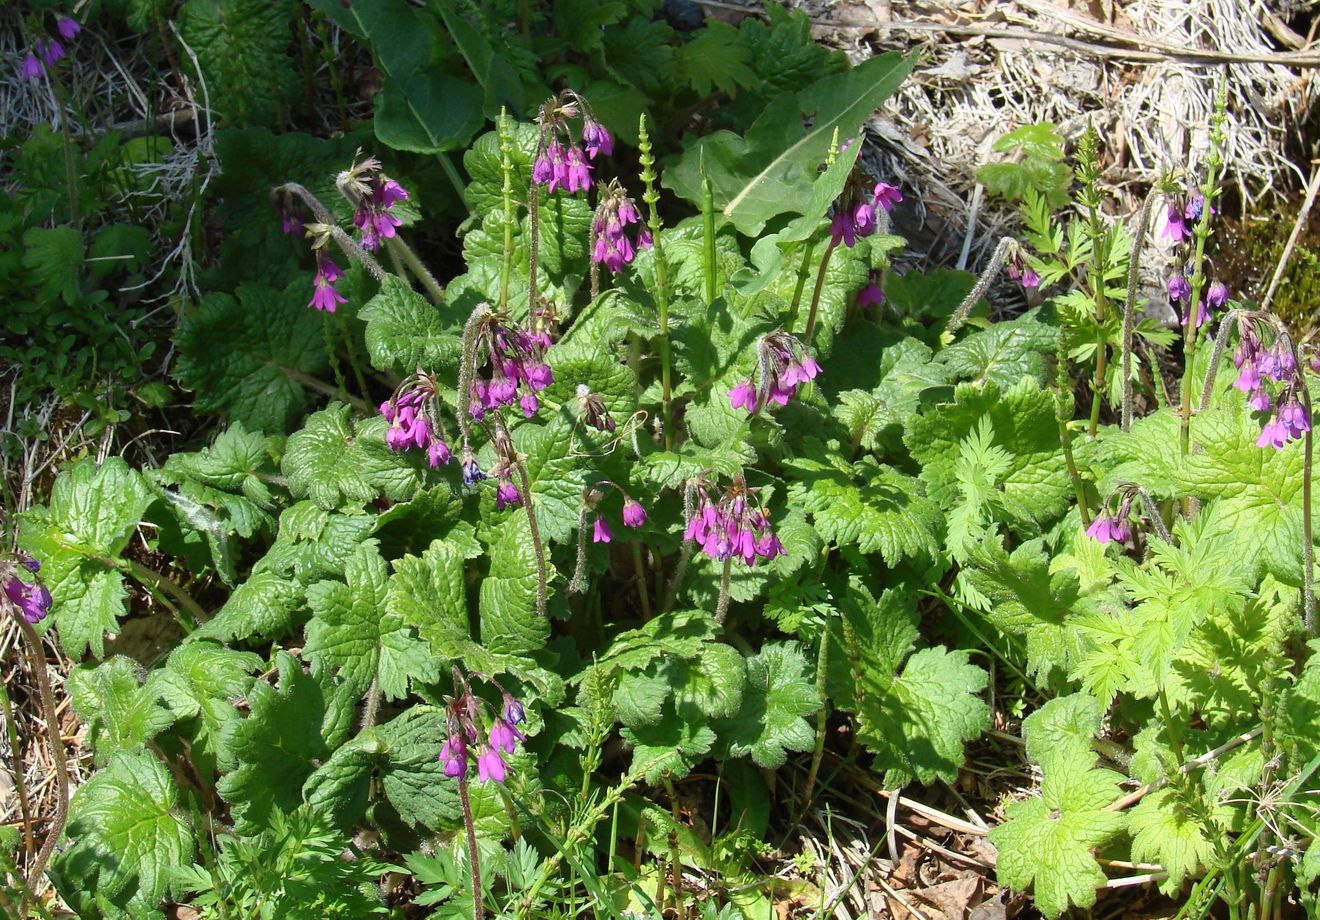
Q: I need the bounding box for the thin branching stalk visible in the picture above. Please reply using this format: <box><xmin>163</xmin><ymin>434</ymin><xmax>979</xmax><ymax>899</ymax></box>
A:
<box><xmin>799</xmin><ymin>616</ymin><xmax>831</xmax><ymax>817</ymax></box>
<box><xmin>1130</xmin><ymin>485</ymin><xmax>1173</xmax><ymax>545</ymax></box>
<box><xmin>1179</xmin><ymin>85</ymin><xmax>1229</xmax><ymax>461</ymax></box>
<box><xmin>527</xmin><ymin>184</ymin><xmax>540</xmax><ymax>315</ymax></box>
<box><xmin>46</xmin><ymin>70</ymin><xmax>79</xmax><ymax>228</ymax></box>
<box><xmin>499</xmin><ymin>110</ymin><xmax>516</xmax><ymax>310</ymax></box>
<box><xmin>944</xmin><ymin>237</ymin><xmax>1014</xmax><ymax>336</ymax></box>
<box><xmin>457</xmin><ymin>768</ymin><xmax>485</xmax><ymax>920</ymax></box>
<box><xmin>500</xmin><ymin>419</ymin><xmax>548</xmax><ymax>619</ymax></box>
<box><xmin>660</xmin><ymin>774</ymin><xmax>684</xmax><ymax>910</ymax></box>
<box><xmin>274</xmin><ymin>182</ymin><xmax>387</xmax><ymax>281</ymax></box>
<box><xmin>569</xmin><ymin>501</ymin><xmax>591</xmax><ymax>595</ymax></box>
<box><xmin>1302</xmin><ymin>388</ymin><xmax>1315</xmax><ymax>636</ymax></box>
<box><xmin>312</xmin><ymin>12</ymin><xmax>349</xmax><ymax>128</ymax></box>
<box><xmin>13</xmin><ymin>615</ymin><xmax>68</xmax><ymax>916</ymax></box>
<box><xmin>1078</xmin><ymin>127</ymin><xmax>1111</xmax><ymax>438</ymax></box>
<box><xmin>456</xmin><ymin>304</ymin><xmax>491</xmax><ymax>445</ymax></box>
<box><xmin>632</xmin><ymin>544</ymin><xmax>652</xmax><ymax>621</ymax></box>
<box><xmin>638</xmin><ymin>116</ymin><xmax>674</xmax><ymax>449</ymax></box>
<box><xmin>662</xmin><ymin>483</ymin><xmax>698</xmax><ymax>612</ymax></box>
<box><xmin>801</xmin><ymin>239</ymin><xmax>838</xmax><ymax>344</ymax></box>
<box><xmin>126</xmin><ymin>559</ymin><xmax>207</xmax><ymax>626</ymax></box>
<box><xmin>338</xmin><ymin>316</ymin><xmax>371</xmax><ymax>401</ymax></box>
<box><xmin>1197</xmin><ymin>309</ymin><xmax>1241</xmax><ymax>412</ymax></box>
<box><xmin>323</xmin><ymin>313</ymin><xmax>350</xmax><ymax>403</ymax></box>
<box><xmin>1122</xmin><ymin>188</ymin><xmax>1158</xmax><ymax>432</ymax></box>
<box><xmin>786</xmin><ymin>238</ymin><xmax>819</xmax><ymax>329</ymax></box>
<box><xmin>1054</xmin><ymin>336</ymin><xmax>1092</xmax><ymax>525</ymax></box>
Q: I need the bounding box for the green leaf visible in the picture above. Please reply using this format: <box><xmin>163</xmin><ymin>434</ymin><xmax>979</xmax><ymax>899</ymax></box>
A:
<box><xmin>174</xmin><ymin>283</ymin><xmax>328</xmax><ymax>432</ymax></box>
<box><xmin>283</xmin><ymin>403</ymin><xmax>423</xmax><ymax>510</ymax></box>
<box><xmin>906</xmin><ymin>378</ymin><xmax>1070</xmax><ymax>528</ymax></box>
<box><xmin>620</xmin><ymin>703</ymin><xmax>717</xmax><ymax>784</ymax></box>
<box><xmin>1279</xmin><ymin>640</ymin><xmax>1320</xmax><ymax>771</ymax></box>
<box><xmin>479</xmin><ymin>515</ymin><xmax>550</xmax><ymax>655</ymax></box>
<box><xmin>678</xmin><ymin>21</ymin><xmax>758</xmax><ymax>96</ymax></box>
<box><xmin>179</xmin><ymin>0</ymin><xmax>294</xmax><ymax>126</ymax></box>
<box><xmin>936</xmin><ymin>310</ymin><xmax>1057</xmax><ymax>387</ymax></box>
<box><xmin>217</xmin><ymin>652</ymin><xmax>335</xmax><ymax>831</ymax></box>
<box><xmin>148</xmin><ymin>642</ymin><xmax>262</xmax><ymax>767</ymax></box>
<box><xmin>665</xmin><ymin>52</ymin><xmax>917</xmax><ymax>235</ymax></box>
<box><xmin>305</xmin><ymin>543</ymin><xmax>438</xmax><ymax>701</ymax></box>
<box><xmin>22</xmin><ymin>226</ymin><xmax>83</xmax><ymax>303</ymax></box>
<box><xmin>959</xmin><ymin>537</ymin><xmax>1092</xmax><ymax>682</ymax></box>
<box><xmin>988</xmin><ymin>750</ymin><xmax>1127</xmax><ymax>919</ymax></box>
<box><xmin>68</xmin><ymin>657</ymin><xmax>174</xmax><ymax>766</ymax></box>
<box><xmin>192</xmin><ymin>569</ymin><xmax>304</xmax><ymax>645</ymax></box>
<box><xmin>431</xmin><ymin>0</ymin><xmax>527</xmax><ymax>115</ymax></box>
<box><xmin>358</xmin><ymin>275</ymin><xmax>462</xmax><ymax>374</ymax></box>
<box><xmin>1128</xmin><ymin>788</ymin><xmax>1217</xmax><ymax>895</ymax></box>
<box><xmin>52</xmin><ymin>752</ymin><xmax>194</xmax><ymax>915</ymax></box>
<box><xmin>18</xmin><ymin>457</ymin><xmax>152</xmax><ymax>659</ymax></box>
<box><xmin>387</xmin><ymin>536</ymin><xmax>474</xmax><ymax>653</ymax></box>
<box><xmin>786</xmin><ymin>453</ymin><xmax>942</xmax><ymax>566</ymax></box>
<box><xmin>856</xmin><ymin>645</ymin><xmax>989</xmax><ymax>786</ymax></box>
<box><xmin>714</xmin><ymin>642</ymin><xmax>819</xmax><ymax>769</ymax></box>
<box><xmin>1021</xmin><ymin>693</ymin><xmax>1101</xmax><ymax>774</ymax></box>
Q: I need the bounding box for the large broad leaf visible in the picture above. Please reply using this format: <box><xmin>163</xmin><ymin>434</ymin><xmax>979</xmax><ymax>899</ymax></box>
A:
<box><xmin>282</xmin><ymin>402</ymin><xmax>423</xmax><ymax>510</ymax></box>
<box><xmin>51</xmin><ymin>752</ymin><xmax>195</xmax><ymax>917</ymax></box>
<box><xmin>179</xmin><ymin>0</ymin><xmax>294</xmax><ymax>126</ymax></box>
<box><xmin>18</xmin><ymin>457</ymin><xmax>152</xmax><ymax>659</ymax></box>
<box><xmin>358</xmin><ymin>275</ymin><xmax>461</xmax><ymax>374</ymax></box>
<box><xmin>173</xmin><ymin>282</ymin><xmax>328</xmax><ymax>433</ymax></box>
<box><xmin>68</xmin><ymin>657</ymin><xmax>175</xmax><ymax>766</ymax></box>
<box><xmin>664</xmin><ymin>52</ymin><xmax>916</xmax><ymax>235</ymax></box>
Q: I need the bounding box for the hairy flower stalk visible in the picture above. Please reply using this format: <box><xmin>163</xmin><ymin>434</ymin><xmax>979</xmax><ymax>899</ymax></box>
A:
<box><xmin>729</xmin><ymin>331</ymin><xmax>821</xmax><ymax>415</ymax></box>
<box><xmin>1076</xmin><ymin>125</ymin><xmax>1112</xmax><ymax>437</ymax></box>
<box><xmin>1053</xmin><ymin>334</ymin><xmax>1092</xmax><ymax>526</ymax></box>
<box><xmin>498</xmin><ymin>110</ymin><xmax>517</xmax><ymax>310</ymax></box>
<box><xmin>381</xmin><ymin>371</ymin><xmax>453</xmax><ymax>467</ymax></box>
<box><xmin>272</xmin><ymin>182</ymin><xmax>388</xmax><ymax>293</ymax></box>
<box><xmin>944</xmin><ymin>237</ymin><xmax>1019</xmax><ymax>337</ymax></box>
<box><xmin>2</xmin><ymin>552</ymin><xmax>66</xmax><ymax>914</ymax></box>
<box><xmin>441</xmin><ymin>668</ymin><xmax>530</xmax><ymax>920</ymax></box>
<box><xmin>493</xmin><ymin>416</ymin><xmax>548</xmax><ymax>618</ymax></box>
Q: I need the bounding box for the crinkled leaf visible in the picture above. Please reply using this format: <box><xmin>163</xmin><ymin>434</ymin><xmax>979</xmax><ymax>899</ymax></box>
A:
<box><xmin>179</xmin><ymin>0</ymin><xmax>294</xmax><ymax>126</ymax></box>
<box><xmin>148</xmin><ymin>642</ymin><xmax>262</xmax><ymax>767</ymax></box>
<box><xmin>1128</xmin><ymin>788</ymin><xmax>1217</xmax><ymax>895</ymax></box>
<box><xmin>479</xmin><ymin>515</ymin><xmax>550</xmax><ymax>655</ymax></box>
<box><xmin>714</xmin><ymin>642</ymin><xmax>819</xmax><ymax>769</ymax></box>
<box><xmin>937</xmin><ymin>310</ymin><xmax>1057</xmax><ymax>387</ymax></box>
<box><xmin>358</xmin><ymin>275</ymin><xmax>461</xmax><ymax>374</ymax></box>
<box><xmin>68</xmin><ymin>657</ymin><xmax>174</xmax><ymax>765</ymax></box>
<box><xmin>620</xmin><ymin>703</ymin><xmax>717</xmax><ymax>784</ymax></box>
<box><xmin>192</xmin><ymin>569</ymin><xmax>303</xmax><ymax>645</ymax></box>
<box><xmin>283</xmin><ymin>403</ymin><xmax>423</xmax><ymax>510</ymax></box>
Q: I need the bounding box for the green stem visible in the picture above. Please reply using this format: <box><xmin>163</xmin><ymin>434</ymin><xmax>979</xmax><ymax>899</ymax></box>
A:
<box><xmin>702</xmin><ymin>170</ymin><xmax>717</xmax><ymax>307</ymax></box>
<box><xmin>385</xmin><ymin>236</ymin><xmax>444</xmax><ymax>304</ymax></box>
<box><xmin>438</xmin><ymin>152</ymin><xmax>471</xmax><ymax>216</ymax></box>
<box><xmin>314</xmin><ymin>12</ymin><xmax>349</xmax><ymax>129</ymax></box>
<box><xmin>1084</xmin><ymin>194</ymin><xmax>1109</xmax><ymax>439</ymax></box>
<box><xmin>787</xmin><ymin>238</ymin><xmax>819</xmax><ymax>328</ymax></box>
<box><xmin>125</xmin><ymin>560</ymin><xmax>207</xmax><ymax>626</ymax></box>
<box><xmin>0</xmin><ymin>676</ymin><xmax>35</xmax><ymax>866</ymax></box>
<box><xmin>46</xmin><ymin>69</ymin><xmax>80</xmax><ymax>227</ymax></box>
<box><xmin>338</xmin><ymin>314</ymin><xmax>370</xmax><ymax>402</ymax></box>
<box><xmin>1122</xmin><ymin>189</ymin><xmax>1158</xmax><ymax>431</ymax></box>
<box><xmin>323</xmin><ymin>313</ymin><xmax>349</xmax><ymax>403</ymax></box>
<box><xmin>660</xmin><ymin>775</ymin><xmax>684</xmax><ymax>911</ymax></box>
<box><xmin>498</xmin><ymin>111</ymin><xmax>515</xmax><ymax>311</ymax></box>
<box><xmin>799</xmin><ymin>616</ymin><xmax>831</xmax><ymax>816</ymax></box>
<box><xmin>802</xmin><ymin>239</ymin><xmax>839</xmax><ymax>344</ymax></box>
<box><xmin>638</xmin><ymin>115</ymin><xmax>673</xmax><ymax>449</ymax></box>
<box><xmin>631</xmin><ymin>543</ymin><xmax>652</xmax><ymax>621</ymax></box>
<box><xmin>1055</xmin><ymin>337</ymin><xmax>1091</xmax><ymax>525</ymax></box>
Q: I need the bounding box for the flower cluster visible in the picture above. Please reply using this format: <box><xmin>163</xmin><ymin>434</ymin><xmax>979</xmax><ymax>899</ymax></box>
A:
<box><xmin>577</xmin><ymin>386</ymin><xmax>617</xmax><ymax>434</ymax></box>
<box><xmin>1157</xmin><ymin>188</ymin><xmax>1227</xmax><ymax>328</ymax></box>
<box><xmin>1232</xmin><ymin>317</ymin><xmax>1310</xmax><ymax>449</ymax></box>
<box><xmin>683</xmin><ymin>477</ymin><xmax>785</xmax><ymax>567</ymax></box>
<box><xmin>381</xmin><ymin>373</ymin><xmax>452</xmax><ymax>468</ymax></box>
<box><xmin>592</xmin><ymin>180</ymin><xmax>651</xmax><ymax>273</ymax></box>
<box><xmin>1167</xmin><ymin>272</ymin><xmax>1226</xmax><ymax>330</ymax></box>
<box><xmin>830</xmin><ymin>180</ymin><xmax>901</xmax><ymax>248</ymax></box>
<box><xmin>468</xmin><ymin>424</ymin><xmax>526</xmax><ymax>512</ymax></box>
<box><xmin>729</xmin><ymin>332</ymin><xmax>821</xmax><ymax>414</ymax></box>
<box><xmin>533</xmin><ymin>91</ymin><xmax>612</xmax><ymax>196</ymax></box>
<box><xmin>467</xmin><ymin>315</ymin><xmax>554</xmax><ymax>420</ymax></box>
<box><xmin>20</xmin><ymin>15</ymin><xmax>78</xmax><ymax>80</ymax></box>
<box><xmin>1006</xmin><ymin>250</ymin><xmax>1040</xmax><ymax>289</ymax></box>
<box><xmin>1158</xmin><ymin>191</ymin><xmax>1207</xmax><ymax>245</ymax></box>
<box><xmin>337</xmin><ymin>156</ymin><xmax>410</xmax><ymax>251</ymax></box>
<box><xmin>3</xmin><ymin>553</ymin><xmax>51</xmax><ymax>625</ymax></box>
<box><xmin>439</xmin><ymin>670</ymin><xmax>526</xmax><ymax>785</ymax></box>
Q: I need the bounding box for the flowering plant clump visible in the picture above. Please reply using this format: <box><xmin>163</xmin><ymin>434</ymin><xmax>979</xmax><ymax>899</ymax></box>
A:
<box><xmin>15</xmin><ymin>28</ymin><xmax>1320</xmax><ymax>920</ymax></box>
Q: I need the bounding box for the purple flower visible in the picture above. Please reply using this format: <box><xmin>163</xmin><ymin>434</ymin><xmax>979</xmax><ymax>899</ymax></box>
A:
<box><xmin>829</xmin><ymin>210</ymin><xmax>856</xmax><ymax>248</ymax></box>
<box><xmin>503</xmin><ymin>695</ymin><xmax>525</xmax><ymax>725</ymax></box>
<box><xmin>439</xmin><ymin>738</ymin><xmax>466</xmax><ymax>777</ymax></box>
<box><xmin>852</xmin><ymin>202</ymin><xmax>877</xmax><ymax>237</ymax></box>
<box><xmin>20</xmin><ymin>54</ymin><xmax>42</xmax><ymax>80</ymax></box>
<box><xmin>592</xmin><ymin>184</ymin><xmax>649</xmax><ymax>273</ymax></box>
<box><xmin>476</xmin><ymin>747</ymin><xmax>508</xmax><ymax>783</ymax></box>
<box><xmin>872</xmin><ymin>182</ymin><xmax>903</xmax><ymax>212</ymax></box>
<box><xmin>519</xmin><ymin>392</ymin><xmax>540</xmax><ymax>418</ymax></box>
<box><xmin>582</xmin><ymin>118</ymin><xmax>613</xmax><ymax>159</ymax></box>
<box><xmin>1007</xmin><ymin>253</ymin><xmax>1040</xmax><ymax>289</ymax></box>
<box><xmin>4</xmin><ymin>577</ymin><xmax>52</xmax><ymax>624</ymax></box>
<box><xmin>622</xmin><ymin>500</ymin><xmax>647</xmax><ymax>528</ymax></box>
<box><xmin>1182</xmin><ymin>299</ymin><xmax>1209</xmax><ymax>329</ymax></box>
<box><xmin>563</xmin><ymin>144</ymin><xmax>592</xmax><ymax>194</ymax></box>
<box><xmin>1256</xmin><ymin>416</ymin><xmax>1291</xmax><ymax>449</ymax></box>
<box><xmin>462</xmin><ymin>448</ymin><xmax>486</xmax><ymax>485</ymax></box>
<box><xmin>308</xmin><ymin>256</ymin><xmax>347</xmax><ymax>313</ymax></box>
<box><xmin>1085</xmin><ymin>513</ymin><xmax>1131</xmax><ymax>545</ymax></box>
<box><xmin>592</xmin><ymin>515</ymin><xmax>612</xmax><ymax>544</ymax></box>
<box><xmin>857</xmin><ymin>278</ymin><xmax>885</xmax><ymax>309</ymax></box>
<box><xmin>1167</xmin><ymin>274</ymin><xmax>1190</xmax><ymax>303</ymax></box>
<box><xmin>489</xmin><ymin>718</ymin><xmax>522</xmax><ymax>754</ymax></box>
<box><xmin>496</xmin><ymin>479</ymin><xmax>522</xmax><ymax>511</ymax></box>
<box><xmin>17</xmin><ymin>553</ymin><xmax>40</xmax><ymax>574</ymax></box>
<box><xmin>1160</xmin><ymin>200</ymin><xmax>1190</xmax><ymax>244</ymax></box>
<box><xmin>1248</xmin><ymin>388</ymin><xmax>1272</xmax><ymax>413</ymax></box>
<box><xmin>428</xmin><ymin>439</ymin><xmax>451</xmax><ymax>467</ymax></box>
<box><xmin>37</xmin><ymin>40</ymin><xmax>63</xmax><ymax>66</ymax></box>
<box><xmin>1206</xmin><ymin>281</ymin><xmax>1228</xmax><ymax>309</ymax></box>
<box><xmin>1184</xmin><ymin>193</ymin><xmax>1206</xmax><ymax>223</ymax></box>
<box><xmin>684</xmin><ymin>482</ymin><xmax>785</xmax><ymax>567</ymax></box>
<box><xmin>57</xmin><ymin>16</ymin><xmax>81</xmax><ymax>41</ymax></box>
<box><xmin>729</xmin><ymin>380</ymin><xmax>757</xmax><ymax>413</ymax></box>
<box><xmin>347</xmin><ymin>163</ymin><xmax>410</xmax><ymax>251</ymax></box>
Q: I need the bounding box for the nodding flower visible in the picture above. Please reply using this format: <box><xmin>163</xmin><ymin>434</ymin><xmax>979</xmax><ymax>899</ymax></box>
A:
<box><xmin>683</xmin><ymin>475</ymin><xmax>785</xmax><ymax>567</ymax></box>
<box><xmin>533</xmin><ymin>91</ymin><xmax>612</xmax><ymax>196</ymax></box>
<box><xmin>381</xmin><ymin>373</ymin><xmax>452</xmax><ymax>468</ymax></box>
<box><xmin>729</xmin><ymin>331</ymin><xmax>821</xmax><ymax>414</ymax></box>
<box><xmin>466</xmin><ymin>313</ymin><xmax>554</xmax><ymax>422</ymax></box>
<box><xmin>337</xmin><ymin>155</ymin><xmax>410</xmax><ymax>251</ymax></box>
<box><xmin>440</xmin><ymin>668</ymin><xmax>527</xmax><ymax>785</ymax></box>
<box><xmin>829</xmin><ymin>176</ymin><xmax>901</xmax><ymax>248</ymax></box>
<box><xmin>3</xmin><ymin>553</ymin><xmax>52</xmax><ymax>625</ymax></box>
<box><xmin>592</xmin><ymin>180</ymin><xmax>651</xmax><ymax>273</ymax></box>
<box><xmin>1231</xmin><ymin>314</ymin><xmax>1310</xmax><ymax>450</ymax></box>
<box><xmin>307</xmin><ymin>252</ymin><xmax>347</xmax><ymax>313</ymax></box>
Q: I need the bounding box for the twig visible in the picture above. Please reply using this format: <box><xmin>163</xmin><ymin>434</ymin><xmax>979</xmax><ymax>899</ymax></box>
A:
<box><xmin>1260</xmin><ymin>162</ymin><xmax>1320</xmax><ymax>312</ymax></box>
<box><xmin>1105</xmin><ymin>727</ymin><xmax>1262</xmax><ymax>812</ymax></box>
